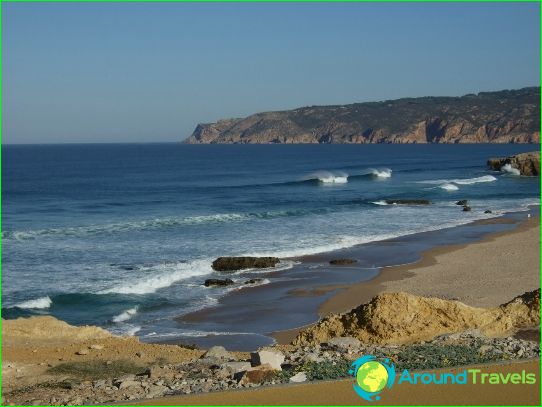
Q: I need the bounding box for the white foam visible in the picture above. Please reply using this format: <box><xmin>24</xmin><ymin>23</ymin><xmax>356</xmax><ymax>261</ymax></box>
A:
<box><xmin>370</xmin><ymin>168</ymin><xmax>392</xmax><ymax>178</ymax></box>
<box><xmin>306</xmin><ymin>171</ymin><xmax>348</xmax><ymax>184</ymax></box>
<box><xmin>371</xmin><ymin>200</ymin><xmax>391</xmax><ymax>206</ymax></box>
<box><xmin>418</xmin><ymin>175</ymin><xmax>497</xmax><ymax>186</ymax></box>
<box><xmin>439</xmin><ymin>183</ymin><xmax>459</xmax><ymax>191</ymax></box>
<box><xmin>13</xmin><ymin>296</ymin><xmax>52</xmax><ymax>309</ymax></box>
<box><xmin>501</xmin><ymin>164</ymin><xmax>521</xmax><ymax>176</ymax></box>
<box><xmin>98</xmin><ymin>259</ymin><xmax>213</xmax><ymax>295</ymax></box>
<box><xmin>112</xmin><ymin>307</ymin><xmax>138</xmax><ymax>323</ymax></box>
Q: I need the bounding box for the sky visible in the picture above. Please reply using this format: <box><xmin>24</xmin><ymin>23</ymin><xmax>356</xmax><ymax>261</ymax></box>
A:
<box><xmin>2</xmin><ymin>2</ymin><xmax>540</xmax><ymax>144</ymax></box>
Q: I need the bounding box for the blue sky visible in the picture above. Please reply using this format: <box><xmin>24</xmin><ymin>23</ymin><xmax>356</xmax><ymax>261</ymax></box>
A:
<box><xmin>2</xmin><ymin>2</ymin><xmax>540</xmax><ymax>144</ymax></box>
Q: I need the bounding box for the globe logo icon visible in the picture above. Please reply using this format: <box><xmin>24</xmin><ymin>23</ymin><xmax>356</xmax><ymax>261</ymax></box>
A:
<box><xmin>349</xmin><ymin>355</ymin><xmax>396</xmax><ymax>401</ymax></box>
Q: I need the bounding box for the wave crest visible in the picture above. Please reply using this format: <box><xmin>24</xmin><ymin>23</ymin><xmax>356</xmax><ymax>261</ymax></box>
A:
<box><xmin>112</xmin><ymin>307</ymin><xmax>138</xmax><ymax>323</ymax></box>
<box><xmin>11</xmin><ymin>296</ymin><xmax>52</xmax><ymax>309</ymax></box>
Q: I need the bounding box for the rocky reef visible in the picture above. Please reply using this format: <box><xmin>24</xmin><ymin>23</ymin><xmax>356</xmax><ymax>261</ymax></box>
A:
<box><xmin>211</xmin><ymin>256</ymin><xmax>280</xmax><ymax>272</ymax></box>
<box><xmin>487</xmin><ymin>151</ymin><xmax>540</xmax><ymax>176</ymax></box>
<box><xmin>185</xmin><ymin>87</ymin><xmax>540</xmax><ymax>144</ymax></box>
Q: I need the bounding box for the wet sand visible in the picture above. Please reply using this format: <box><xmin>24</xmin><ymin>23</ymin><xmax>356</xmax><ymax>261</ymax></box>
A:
<box><xmin>130</xmin><ymin>360</ymin><xmax>540</xmax><ymax>406</ymax></box>
<box><xmin>274</xmin><ymin>214</ymin><xmax>540</xmax><ymax>344</ymax></box>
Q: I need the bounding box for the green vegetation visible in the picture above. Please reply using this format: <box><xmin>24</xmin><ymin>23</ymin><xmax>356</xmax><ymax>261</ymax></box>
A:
<box><xmin>47</xmin><ymin>359</ymin><xmax>146</xmax><ymax>380</ymax></box>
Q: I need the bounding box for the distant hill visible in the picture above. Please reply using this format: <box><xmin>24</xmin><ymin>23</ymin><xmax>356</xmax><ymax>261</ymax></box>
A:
<box><xmin>184</xmin><ymin>87</ymin><xmax>540</xmax><ymax>144</ymax></box>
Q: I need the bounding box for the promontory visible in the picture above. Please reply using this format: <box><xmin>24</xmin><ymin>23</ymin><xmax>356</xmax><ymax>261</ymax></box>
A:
<box><xmin>184</xmin><ymin>87</ymin><xmax>540</xmax><ymax>144</ymax></box>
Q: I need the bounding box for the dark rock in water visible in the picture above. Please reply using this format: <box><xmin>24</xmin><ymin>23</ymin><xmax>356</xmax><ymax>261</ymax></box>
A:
<box><xmin>204</xmin><ymin>278</ymin><xmax>234</xmax><ymax>287</ymax></box>
<box><xmin>385</xmin><ymin>199</ymin><xmax>430</xmax><ymax>205</ymax></box>
<box><xmin>456</xmin><ymin>200</ymin><xmax>468</xmax><ymax>206</ymax></box>
<box><xmin>484</xmin><ymin>210</ymin><xmax>492</xmax><ymax>214</ymax></box>
<box><xmin>462</xmin><ymin>206</ymin><xmax>472</xmax><ymax>212</ymax></box>
<box><xmin>244</xmin><ymin>278</ymin><xmax>264</xmax><ymax>285</ymax></box>
<box><xmin>212</xmin><ymin>256</ymin><xmax>280</xmax><ymax>272</ymax></box>
<box><xmin>329</xmin><ymin>259</ymin><xmax>357</xmax><ymax>265</ymax></box>
<box><xmin>487</xmin><ymin>151</ymin><xmax>540</xmax><ymax>176</ymax></box>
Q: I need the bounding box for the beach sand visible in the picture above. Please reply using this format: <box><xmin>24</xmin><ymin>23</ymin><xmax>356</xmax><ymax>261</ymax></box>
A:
<box><xmin>130</xmin><ymin>360</ymin><xmax>540</xmax><ymax>406</ymax></box>
<box><xmin>274</xmin><ymin>215</ymin><xmax>540</xmax><ymax>344</ymax></box>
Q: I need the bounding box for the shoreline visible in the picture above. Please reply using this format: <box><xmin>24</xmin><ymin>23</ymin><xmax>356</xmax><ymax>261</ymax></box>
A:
<box><xmin>272</xmin><ymin>212</ymin><xmax>540</xmax><ymax>344</ymax></box>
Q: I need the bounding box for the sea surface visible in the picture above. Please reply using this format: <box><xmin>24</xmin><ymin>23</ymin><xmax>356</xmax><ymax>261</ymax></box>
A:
<box><xmin>2</xmin><ymin>144</ymin><xmax>540</xmax><ymax>347</ymax></box>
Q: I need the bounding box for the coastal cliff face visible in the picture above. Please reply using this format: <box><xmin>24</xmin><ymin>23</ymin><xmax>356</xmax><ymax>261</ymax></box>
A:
<box><xmin>185</xmin><ymin>87</ymin><xmax>540</xmax><ymax>144</ymax></box>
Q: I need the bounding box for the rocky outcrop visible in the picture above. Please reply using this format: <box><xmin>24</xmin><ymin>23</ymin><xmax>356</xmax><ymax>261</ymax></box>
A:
<box><xmin>487</xmin><ymin>151</ymin><xmax>540</xmax><ymax>176</ymax></box>
<box><xmin>293</xmin><ymin>289</ymin><xmax>540</xmax><ymax>346</ymax></box>
<box><xmin>185</xmin><ymin>87</ymin><xmax>540</xmax><ymax>144</ymax></box>
<box><xmin>211</xmin><ymin>257</ymin><xmax>280</xmax><ymax>272</ymax></box>
<box><xmin>204</xmin><ymin>279</ymin><xmax>234</xmax><ymax>287</ymax></box>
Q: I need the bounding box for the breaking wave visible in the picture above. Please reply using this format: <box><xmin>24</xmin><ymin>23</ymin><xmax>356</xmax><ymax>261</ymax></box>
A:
<box><xmin>11</xmin><ymin>296</ymin><xmax>52</xmax><ymax>309</ymax></box>
<box><xmin>98</xmin><ymin>260</ymin><xmax>213</xmax><ymax>295</ymax></box>
<box><xmin>418</xmin><ymin>175</ymin><xmax>497</xmax><ymax>186</ymax></box>
<box><xmin>501</xmin><ymin>164</ymin><xmax>521</xmax><ymax>176</ymax></box>
<box><xmin>304</xmin><ymin>171</ymin><xmax>348</xmax><ymax>184</ymax></box>
<box><xmin>112</xmin><ymin>307</ymin><xmax>138</xmax><ymax>323</ymax></box>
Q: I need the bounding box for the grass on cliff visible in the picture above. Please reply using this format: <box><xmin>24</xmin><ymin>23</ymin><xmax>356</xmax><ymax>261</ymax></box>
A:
<box><xmin>48</xmin><ymin>359</ymin><xmax>147</xmax><ymax>380</ymax></box>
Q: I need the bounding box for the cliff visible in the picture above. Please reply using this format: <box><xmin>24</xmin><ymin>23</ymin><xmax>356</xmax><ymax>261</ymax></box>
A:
<box><xmin>185</xmin><ymin>87</ymin><xmax>540</xmax><ymax>144</ymax></box>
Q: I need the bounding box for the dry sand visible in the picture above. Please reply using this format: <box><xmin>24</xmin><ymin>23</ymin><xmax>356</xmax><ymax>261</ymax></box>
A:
<box><xmin>131</xmin><ymin>360</ymin><xmax>540</xmax><ymax>406</ymax></box>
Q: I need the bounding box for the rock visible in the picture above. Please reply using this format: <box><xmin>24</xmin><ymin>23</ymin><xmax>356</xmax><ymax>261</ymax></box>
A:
<box><xmin>456</xmin><ymin>200</ymin><xmax>468</xmax><ymax>206</ymax></box>
<box><xmin>204</xmin><ymin>278</ymin><xmax>234</xmax><ymax>287</ymax></box>
<box><xmin>329</xmin><ymin>259</ymin><xmax>357</xmax><ymax>265</ymax></box>
<box><xmin>462</xmin><ymin>205</ymin><xmax>471</xmax><ymax>212</ymax></box>
<box><xmin>118</xmin><ymin>380</ymin><xmax>140</xmax><ymax>390</ymax></box>
<box><xmin>135</xmin><ymin>351</ymin><xmax>145</xmax><ymax>358</ymax></box>
<box><xmin>144</xmin><ymin>366</ymin><xmax>166</xmax><ymax>379</ymax></box>
<box><xmin>326</xmin><ymin>336</ymin><xmax>361</xmax><ymax>350</ymax></box>
<box><xmin>203</xmin><ymin>346</ymin><xmax>232</xmax><ymax>360</ymax></box>
<box><xmin>236</xmin><ymin>365</ymin><xmax>277</xmax><ymax>385</ymax></box>
<box><xmin>244</xmin><ymin>278</ymin><xmax>264</xmax><ymax>285</ymax></box>
<box><xmin>479</xmin><ymin>345</ymin><xmax>493</xmax><ymax>354</ymax></box>
<box><xmin>211</xmin><ymin>257</ymin><xmax>280</xmax><ymax>272</ymax></box>
<box><xmin>147</xmin><ymin>384</ymin><xmax>167</xmax><ymax>398</ymax></box>
<box><xmin>487</xmin><ymin>151</ymin><xmax>540</xmax><ymax>176</ymax></box>
<box><xmin>289</xmin><ymin>372</ymin><xmax>307</xmax><ymax>383</ymax></box>
<box><xmin>76</xmin><ymin>349</ymin><xmax>89</xmax><ymax>355</ymax></box>
<box><xmin>220</xmin><ymin>361</ymin><xmax>252</xmax><ymax>374</ymax></box>
<box><xmin>89</xmin><ymin>344</ymin><xmax>104</xmax><ymax>350</ymax></box>
<box><xmin>484</xmin><ymin>210</ymin><xmax>492</xmax><ymax>214</ymax></box>
<box><xmin>385</xmin><ymin>199</ymin><xmax>430</xmax><ymax>205</ymax></box>
<box><xmin>250</xmin><ymin>349</ymin><xmax>285</xmax><ymax>370</ymax></box>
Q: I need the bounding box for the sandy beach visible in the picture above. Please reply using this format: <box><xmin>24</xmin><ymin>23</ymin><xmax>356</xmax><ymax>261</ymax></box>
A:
<box><xmin>274</xmin><ymin>215</ymin><xmax>540</xmax><ymax>344</ymax></box>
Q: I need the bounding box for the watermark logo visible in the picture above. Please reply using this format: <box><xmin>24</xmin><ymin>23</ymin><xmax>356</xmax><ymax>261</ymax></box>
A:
<box><xmin>349</xmin><ymin>355</ymin><xmax>396</xmax><ymax>401</ymax></box>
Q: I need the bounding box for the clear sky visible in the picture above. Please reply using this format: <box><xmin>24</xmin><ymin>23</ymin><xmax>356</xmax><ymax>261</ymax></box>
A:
<box><xmin>2</xmin><ymin>2</ymin><xmax>540</xmax><ymax>144</ymax></box>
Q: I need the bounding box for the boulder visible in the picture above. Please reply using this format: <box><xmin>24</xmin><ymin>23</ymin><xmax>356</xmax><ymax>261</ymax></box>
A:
<box><xmin>456</xmin><ymin>200</ymin><xmax>468</xmax><ymax>206</ymax></box>
<box><xmin>204</xmin><ymin>278</ymin><xmax>234</xmax><ymax>287</ymax></box>
<box><xmin>385</xmin><ymin>199</ymin><xmax>430</xmax><ymax>205</ymax></box>
<box><xmin>484</xmin><ymin>210</ymin><xmax>492</xmax><ymax>214</ymax></box>
<box><xmin>329</xmin><ymin>259</ymin><xmax>357</xmax><ymax>265</ymax></box>
<box><xmin>244</xmin><ymin>278</ymin><xmax>264</xmax><ymax>285</ymax></box>
<box><xmin>202</xmin><ymin>345</ymin><xmax>232</xmax><ymax>360</ymax></box>
<box><xmin>487</xmin><ymin>151</ymin><xmax>540</xmax><ymax>176</ymax></box>
<box><xmin>326</xmin><ymin>336</ymin><xmax>361</xmax><ymax>350</ymax></box>
<box><xmin>289</xmin><ymin>372</ymin><xmax>307</xmax><ymax>383</ymax></box>
<box><xmin>221</xmin><ymin>361</ymin><xmax>251</xmax><ymax>374</ymax></box>
<box><xmin>235</xmin><ymin>364</ymin><xmax>276</xmax><ymax>384</ymax></box>
<box><xmin>462</xmin><ymin>206</ymin><xmax>472</xmax><ymax>212</ymax></box>
<box><xmin>212</xmin><ymin>257</ymin><xmax>280</xmax><ymax>272</ymax></box>
<box><xmin>250</xmin><ymin>349</ymin><xmax>285</xmax><ymax>371</ymax></box>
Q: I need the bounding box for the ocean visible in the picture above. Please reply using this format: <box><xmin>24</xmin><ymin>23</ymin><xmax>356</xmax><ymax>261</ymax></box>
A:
<box><xmin>2</xmin><ymin>143</ymin><xmax>540</xmax><ymax>348</ymax></box>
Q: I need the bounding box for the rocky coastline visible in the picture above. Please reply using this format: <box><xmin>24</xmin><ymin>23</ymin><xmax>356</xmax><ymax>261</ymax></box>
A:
<box><xmin>185</xmin><ymin>87</ymin><xmax>540</xmax><ymax>144</ymax></box>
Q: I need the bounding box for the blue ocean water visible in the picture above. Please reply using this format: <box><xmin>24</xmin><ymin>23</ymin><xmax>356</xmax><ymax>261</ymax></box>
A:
<box><xmin>2</xmin><ymin>144</ymin><xmax>540</xmax><ymax>341</ymax></box>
